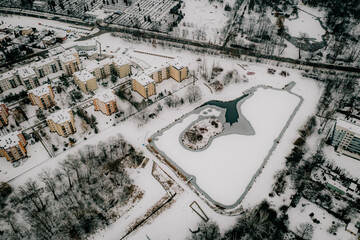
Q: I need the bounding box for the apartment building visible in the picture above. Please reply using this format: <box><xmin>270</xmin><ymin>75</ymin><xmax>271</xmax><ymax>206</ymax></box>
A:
<box><xmin>47</xmin><ymin>109</ymin><xmax>76</xmax><ymax>137</ymax></box>
<box><xmin>0</xmin><ymin>103</ymin><xmax>10</xmax><ymax>127</ymax></box>
<box><xmin>33</xmin><ymin>58</ymin><xmax>59</xmax><ymax>78</ymax></box>
<box><xmin>93</xmin><ymin>89</ymin><xmax>118</xmax><ymax>116</ymax></box>
<box><xmin>113</xmin><ymin>56</ymin><xmax>131</xmax><ymax>79</ymax></box>
<box><xmin>86</xmin><ymin>58</ymin><xmax>112</xmax><ymax>80</ymax></box>
<box><xmin>0</xmin><ymin>71</ymin><xmax>19</xmax><ymax>92</ymax></box>
<box><xmin>132</xmin><ymin>74</ymin><xmax>155</xmax><ymax>98</ymax></box>
<box><xmin>0</xmin><ymin>131</ymin><xmax>27</xmax><ymax>162</ymax></box>
<box><xmin>58</xmin><ymin>48</ymin><xmax>80</xmax><ymax>75</ymax></box>
<box><xmin>168</xmin><ymin>61</ymin><xmax>188</xmax><ymax>82</ymax></box>
<box><xmin>145</xmin><ymin>60</ymin><xmax>188</xmax><ymax>83</ymax></box>
<box><xmin>15</xmin><ymin>66</ymin><xmax>40</xmax><ymax>90</ymax></box>
<box><xmin>74</xmin><ymin>70</ymin><xmax>98</xmax><ymax>94</ymax></box>
<box><xmin>28</xmin><ymin>84</ymin><xmax>56</xmax><ymax>109</ymax></box>
<box><xmin>331</xmin><ymin>118</ymin><xmax>360</xmax><ymax>160</ymax></box>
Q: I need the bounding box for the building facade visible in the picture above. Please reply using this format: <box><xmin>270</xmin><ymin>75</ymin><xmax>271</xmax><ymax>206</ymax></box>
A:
<box><xmin>112</xmin><ymin>57</ymin><xmax>131</xmax><ymax>79</ymax></box>
<box><xmin>33</xmin><ymin>58</ymin><xmax>59</xmax><ymax>78</ymax></box>
<box><xmin>132</xmin><ymin>74</ymin><xmax>156</xmax><ymax>98</ymax></box>
<box><xmin>28</xmin><ymin>84</ymin><xmax>56</xmax><ymax>109</ymax></box>
<box><xmin>331</xmin><ymin>118</ymin><xmax>360</xmax><ymax>160</ymax></box>
<box><xmin>15</xmin><ymin>66</ymin><xmax>40</xmax><ymax>90</ymax></box>
<box><xmin>0</xmin><ymin>103</ymin><xmax>9</xmax><ymax>127</ymax></box>
<box><xmin>73</xmin><ymin>70</ymin><xmax>98</xmax><ymax>94</ymax></box>
<box><xmin>86</xmin><ymin>58</ymin><xmax>112</xmax><ymax>80</ymax></box>
<box><xmin>0</xmin><ymin>131</ymin><xmax>27</xmax><ymax>162</ymax></box>
<box><xmin>47</xmin><ymin>109</ymin><xmax>76</xmax><ymax>137</ymax></box>
<box><xmin>58</xmin><ymin>48</ymin><xmax>80</xmax><ymax>76</ymax></box>
<box><xmin>93</xmin><ymin>89</ymin><xmax>118</xmax><ymax>116</ymax></box>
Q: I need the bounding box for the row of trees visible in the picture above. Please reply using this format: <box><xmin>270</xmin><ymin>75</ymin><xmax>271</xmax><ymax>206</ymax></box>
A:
<box><xmin>0</xmin><ymin>135</ymin><xmax>143</xmax><ymax>239</ymax></box>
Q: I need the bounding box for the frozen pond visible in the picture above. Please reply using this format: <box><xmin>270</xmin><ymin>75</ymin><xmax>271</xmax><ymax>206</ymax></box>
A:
<box><xmin>152</xmin><ymin>86</ymin><xmax>302</xmax><ymax>207</ymax></box>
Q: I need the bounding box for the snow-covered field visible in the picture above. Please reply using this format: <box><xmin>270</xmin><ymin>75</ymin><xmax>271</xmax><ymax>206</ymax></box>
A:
<box><xmin>153</xmin><ymin>87</ymin><xmax>301</xmax><ymax>206</ymax></box>
<box><xmin>284</xmin><ymin>10</ymin><xmax>325</xmax><ymax>41</ymax></box>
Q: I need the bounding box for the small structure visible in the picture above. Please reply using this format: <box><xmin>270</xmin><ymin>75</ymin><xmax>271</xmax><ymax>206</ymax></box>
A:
<box><xmin>345</xmin><ymin>221</ymin><xmax>358</xmax><ymax>235</ymax></box>
<box><xmin>0</xmin><ymin>103</ymin><xmax>9</xmax><ymax>127</ymax></box>
<box><xmin>21</xmin><ymin>27</ymin><xmax>33</xmax><ymax>36</ymax></box>
<box><xmin>93</xmin><ymin>89</ymin><xmax>118</xmax><ymax>116</ymax></box>
<box><xmin>47</xmin><ymin>108</ymin><xmax>76</xmax><ymax>137</ymax></box>
<box><xmin>0</xmin><ymin>131</ymin><xmax>27</xmax><ymax>162</ymax></box>
<box><xmin>73</xmin><ymin>70</ymin><xmax>98</xmax><ymax>94</ymax></box>
<box><xmin>132</xmin><ymin>74</ymin><xmax>155</xmax><ymax>98</ymax></box>
<box><xmin>42</xmin><ymin>36</ymin><xmax>56</xmax><ymax>46</ymax></box>
<box><xmin>28</xmin><ymin>84</ymin><xmax>56</xmax><ymax>110</ymax></box>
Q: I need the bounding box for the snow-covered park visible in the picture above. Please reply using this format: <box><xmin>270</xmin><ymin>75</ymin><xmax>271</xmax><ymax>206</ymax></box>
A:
<box><xmin>152</xmin><ymin>87</ymin><xmax>301</xmax><ymax>207</ymax></box>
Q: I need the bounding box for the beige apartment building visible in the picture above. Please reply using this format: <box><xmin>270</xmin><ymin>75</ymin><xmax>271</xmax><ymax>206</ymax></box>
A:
<box><xmin>169</xmin><ymin>61</ymin><xmax>188</xmax><ymax>82</ymax></box>
<box><xmin>73</xmin><ymin>70</ymin><xmax>98</xmax><ymax>94</ymax></box>
<box><xmin>58</xmin><ymin>48</ymin><xmax>80</xmax><ymax>75</ymax></box>
<box><xmin>0</xmin><ymin>103</ymin><xmax>9</xmax><ymax>127</ymax></box>
<box><xmin>145</xmin><ymin>60</ymin><xmax>188</xmax><ymax>83</ymax></box>
<box><xmin>33</xmin><ymin>58</ymin><xmax>59</xmax><ymax>78</ymax></box>
<box><xmin>15</xmin><ymin>66</ymin><xmax>40</xmax><ymax>90</ymax></box>
<box><xmin>0</xmin><ymin>131</ymin><xmax>27</xmax><ymax>162</ymax></box>
<box><xmin>112</xmin><ymin>56</ymin><xmax>131</xmax><ymax>79</ymax></box>
<box><xmin>47</xmin><ymin>109</ymin><xmax>76</xmax><ymax>137</ymax></box>
<box><xmin>86</xmin><ymin>58</ymin><xmax>112</xmax><ymax>80</ymax></box>
<box><xmin>93</xmin><ymin>89</ymin><xmax>118</xmax><ymax>116</ymax></box>
<box><xmin>132</xmin><ymin>74</ymin><xmax>156</xmax><ymax>98</ymax></box>
<box><xmin>28</xmin><ymin>84</ymin><xmax>56</xmax><ymax>110</ymax></box>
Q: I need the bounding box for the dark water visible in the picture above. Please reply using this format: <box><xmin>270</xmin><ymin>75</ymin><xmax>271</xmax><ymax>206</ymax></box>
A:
<box><xmin>199</xmin><ymin>94</ymin><xmax>249</xmax><ymax>125</ymax></box>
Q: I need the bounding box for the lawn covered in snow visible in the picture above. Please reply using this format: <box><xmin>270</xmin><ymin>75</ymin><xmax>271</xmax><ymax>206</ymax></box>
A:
<box><xmin>153</xmin><ymin>87</ymin><xmax>301</xmax><ymax>206</ymax></box>
<box><xmin>284</xmin><ymin>10</ymin><xmax>325</xmax><ymax>41</ymax></box>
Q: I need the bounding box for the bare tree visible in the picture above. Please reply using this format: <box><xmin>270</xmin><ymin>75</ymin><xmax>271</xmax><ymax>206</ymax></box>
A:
<box><xmin>296</xmin><ymin>222</ymin><xmax>314</xmax><ymax>240</ymax></box>
<box><xmin>186</xmin><ymin>85</ymin><xmax>202</xmax><ymax>103</ymax></box>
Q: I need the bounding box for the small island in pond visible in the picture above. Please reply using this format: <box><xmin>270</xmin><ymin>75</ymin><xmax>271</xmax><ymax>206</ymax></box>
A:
<box><xmin>182</xmin><ymin>117</ymin><xmax>223</xmax><ymax>150</ymax></box>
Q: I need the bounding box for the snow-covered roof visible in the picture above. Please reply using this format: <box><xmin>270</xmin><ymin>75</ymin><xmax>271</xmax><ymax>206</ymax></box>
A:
<box><xmin>94</xmin><ymin>89</ymin><xmax>116</xmax><ymax>103</ymax></box>
<box><xmin>64</xmin><ymin>48</ymin><xmax>78</xmax><ymax>56</ymax></box>
<box><xmin>346</xmin><ymin>222</ymin><xmax>358</xmax><ymax>234</ymax></box>
<box><xmin>86</xmin><ymin>58</ymin><xmax>112</xmax><ymax>72</ymax></box>
<box><xmin>348</xmin><ymin>182</ymin><xmax>357</xmax><ymax>191</ymax></box>
<box><xmin>144</xmin><ymin>63</ymin><xmax>169</xmax><ymax>76</ymax></box>
<box><xmin>28</xmin><ymin>84</ymin><xmax>51</xmax><ymax>97</ymax></box>
<box><xmin>35</xmin><ymin>57</ymin><xmax>55</xmax><ymax>68</ymax></box>
<box><xmin>16</xmin><ymin>66</ymin><xmax>36</xmax><ymax>78</ymax></box>
<box><xmin>168</xmin><ymin>59</ymin><xmax>186</xmax><ymax>70</ymax></box>
<box><xmin>0</xmin><ymin>131</ymin><xmax>22</xmax><ymax>149</ymax></box>
<box><xmin>58</xmin><ymin>54</ymin><xmax>76</xmax><ymax>63</ymax></box>
<box><xmin>47</xmin><ymin>108</ymin><xmax>72</xmax><ymax>124</ymax></box>
<box><xmin>336</xmin><ymin>118</ymin><xmax>360</xmax><ymax>135</ymax></box>
<box><xmin>73</xmin><ymin>70</ymin><xmax>95</xmax><ymax>83</ymax></box>
<box><xmin>49</xmin><ymin>46</ymin><xmax>65</xmax><ymax>56</ymax></box>
<box><xmin>42</xmin><ymin>36</ymin><xmax>55</xmax><ymax>41</ymax></box>
<box><xmin>112</xmin><ymin>56</ymin><xmax>129</xmax><ymax>66</ymax></box>
<box><xmin>134</xmin><ymin>74</ymin><xmax>154</xmax><ymax>86</ymax></box>
<box><xmin>0</xmin><ymin>71</ymin><xmax>14</xmax><ymax>81</ymax></box>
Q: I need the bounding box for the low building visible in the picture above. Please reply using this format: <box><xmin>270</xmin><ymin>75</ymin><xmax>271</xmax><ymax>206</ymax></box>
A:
<box><xmin>0</xmin><ymin>103</ymin><xmax>10</xmax><ymax>127</ymax></box>
<box><xmin>73</xmin><ymin>70</ymin><xmax>98</xmax><ymax>94</ymax></box>
<box><xmin>21</xmin><ymin>27</ymin><xmax>33</xmax><ymax>36</ymax></box>
<box><xmin>331</xmin><ymin>118</ymin><xmax>360</xmax><ymax>160</ymax></box>
<box><xmin>112</xmin><ymin>56</ymin><xmax>131</xmax><ymax>79</ymax></box>
<box><xmin>93</xmin><ymin>89</ymin><xmax>118</xmax><ymax>116</ymax></box>
<box><xmin>0</xmin><ymin>131</ymin><xmax>27</xmax><ymax>162</ymax></box>
<box><xmin>15</xmin><ymin>66</ymin><xmax>40</xmax><ymax>90</ymax></box>
<box><xmin>47</xmin><ymin>109</ymin><xmax>76</xmax><ymax>137</ymax></box>
<box><xmin>28</xmin><ymin>84</ymin><xmax>55</xmax><ymax>109</ymax></box>
<box><xmin>42</xmin><ymin>36</ymin><xmax>56</xmax><ymax>46</ymax></box>
<box><xmin>86</xmin><ymin>58</ymin><xmax>112</xmax><ymax>80</ymax></box>
<box><xmin>346</xmin><ymin>221</ymin><xmax>358</xmax><ymax>235</ymax></box>
<box><xmin>132</xmin><ymin>74</ymin><xmax>155</xmax><ymax>98</ymax></box>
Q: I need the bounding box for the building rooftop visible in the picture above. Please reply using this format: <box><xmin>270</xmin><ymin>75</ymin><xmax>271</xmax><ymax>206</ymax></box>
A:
<box><xmin>58</xmin><ymin>54</ymin><xmax>76</xmax><ymax>63</ymax></box>
<box><xmin>134</xmin><ymin>74</ymin><xmax>154</xmax><ymax>86</ymax></box>
<box><xmin>47</xmin><ymin>108</ymin><xmax>72</xmax><ymax>124</ymax></box>
<box><xmin>113</xmin><ymin>55</ymin><xmax>129</xmax><ymax>67</ymax></box>
<box><xmin>0</xmin><ymin>131</ymin><xmax>22</xmax><ymax>149</ymax></box>
<box><xmin>28</xmin><ymin>84</ymin><xmax>52</xmax><ymax>97</ymax></box>
<box><xmin>337</xmin><ymin>118</ymin><xmax>360</xmax><ymax>135</ymax></box>
<box><xmin>35</xmin><ymin>57</ymin><xmax>55</xmax><ymax>68</ymax></box>
<box><xmin>42</xmin><ymin>36</ymin><xmax>55</xmax><ymax>41</ymax></box>
<box><xmin>64</xmin><ymin>48</ymin><xmax>78</xmax><ymax>56</ymax></box>
<box><xmin>16</xmin><ymin>66</ymin><xmax>36</xmax><ymax>79</ymax></box>
<box><xmin>74</xmin><ymin>70</ymin><xmax>95</xmax><ymax>83</ymax></box>
<box><xmin>169</xmin><ymin>60</ymin><xmax>186</xmax><ymax>70</ymax></box>
<box><xmin>94</xmin><ymin>89</ymin><xmax>116</xmax><ymax>103</ymax></box>
<box><xmin>49</xmin><ymin>46</ymin><xmax>65</xmax><ymax>56</ymax></box>
<box><xmin>144</xmin><ymin>63</ymin><xmax>169</xmax><ymax>76</ymax></box>
<box><xmin>0</xmin><ymin>70</ymin><xmax>15</xmax><ymax>81</ymax></box>
<box><xmin>86</xmin><ymin>58</ymin><xmax>113</xmax><ymax>72</ymax></box>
